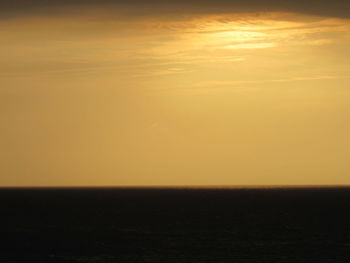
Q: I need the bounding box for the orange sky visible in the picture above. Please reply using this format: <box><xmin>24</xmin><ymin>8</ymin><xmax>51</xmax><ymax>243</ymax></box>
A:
<box><xmin>1</xmin><ymin>9</ymin><xmax>350</xmax><ymax>186</ymax></box>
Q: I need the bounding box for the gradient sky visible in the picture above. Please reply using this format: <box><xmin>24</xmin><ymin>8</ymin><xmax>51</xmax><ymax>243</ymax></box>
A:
<box><xmin>1</xmin><ymin>0</ymin><xmax>350</xmax><ymax>186</ymax></box>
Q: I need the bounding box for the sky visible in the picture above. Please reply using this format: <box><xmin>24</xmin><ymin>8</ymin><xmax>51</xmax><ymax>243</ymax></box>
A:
<box><xmin>1</xmin><ymin>0</ymin><xmax>350</xmax><ymax>186</ymax></box>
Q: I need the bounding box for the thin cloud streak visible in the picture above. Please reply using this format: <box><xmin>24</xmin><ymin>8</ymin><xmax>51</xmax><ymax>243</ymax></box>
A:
<box><xmin>194</xmin><ymin>76</ymin><xmax>342</xmax><ymax>88</ymax></box>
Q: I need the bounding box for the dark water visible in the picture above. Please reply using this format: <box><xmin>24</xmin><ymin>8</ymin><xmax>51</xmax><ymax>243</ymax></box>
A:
<box><xmin>1</xmin><ymin>187</ymin><xmax>350</xmax><ymax>262</ymax></box>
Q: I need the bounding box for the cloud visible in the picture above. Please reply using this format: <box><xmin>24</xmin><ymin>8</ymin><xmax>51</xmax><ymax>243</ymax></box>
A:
<box><xmin>1</xmin><ymin>0</ymin><xmax>350</xmax><ymax>19</ymax></box>
<box><xmin>219</xmin><ymin>42</ymin><xmax>276</xmax><ymax>50</ymax></box>
<box><xmin>194</xmin><ymin>76</ymin><xmax>341</xmax><ymax>88</ymax></box>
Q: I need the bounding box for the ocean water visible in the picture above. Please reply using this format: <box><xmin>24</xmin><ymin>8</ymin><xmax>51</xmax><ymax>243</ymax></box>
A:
<box><xmin>1</xmin><ymin>187</ymin><xmax>350</xmax><ymax>262</ymax></box>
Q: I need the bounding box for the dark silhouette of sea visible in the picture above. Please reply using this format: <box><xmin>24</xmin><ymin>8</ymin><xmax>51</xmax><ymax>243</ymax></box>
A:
<box><xmin>1</xmin><ymin>187</ymin><xmax>350</xmax><ymax>262</ymax></box>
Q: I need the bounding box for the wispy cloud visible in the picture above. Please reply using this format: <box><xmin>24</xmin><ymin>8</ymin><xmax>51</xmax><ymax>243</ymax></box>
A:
<box><xmin>219</xmin><ymin>43</ymin><xmax>276</xmax><ymax>50</ymax></box>
<box><xmin>194</xmin><ymin>76</ymin><xmax>341</xmax><ymax>88</ymax></box>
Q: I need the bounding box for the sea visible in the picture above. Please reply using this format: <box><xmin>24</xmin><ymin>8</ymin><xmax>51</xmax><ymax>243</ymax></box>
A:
<box><xmin>1</xmin><ymin>187</ymin><xmax>350</xmax><ymax>262</ymax></box>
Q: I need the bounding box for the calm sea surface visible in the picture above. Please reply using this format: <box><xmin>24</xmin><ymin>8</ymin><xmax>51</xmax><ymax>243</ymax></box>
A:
<box><xmin>1</xmin><ymin>187</ymin><xmax>350</xmax><ymax>262</ymax></box>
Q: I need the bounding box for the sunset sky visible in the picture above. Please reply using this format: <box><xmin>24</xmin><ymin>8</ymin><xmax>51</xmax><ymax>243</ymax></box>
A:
<box><xmin>1</xmin><ymin>0</ymin><xmax>350</xmax><ymax>186</ymax></box>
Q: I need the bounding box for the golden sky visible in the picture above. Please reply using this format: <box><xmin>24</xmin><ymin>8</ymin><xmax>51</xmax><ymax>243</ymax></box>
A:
<box><xmin>1</xmin><ymin>4</ymin><xmax>350</xmax><ymax>186</ymax></box>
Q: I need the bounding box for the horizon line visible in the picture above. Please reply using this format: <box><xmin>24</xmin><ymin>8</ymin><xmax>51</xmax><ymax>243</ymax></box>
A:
<box><xmin>1</xmin><ymin>184</ymin><xmax>350</xmax><ymax>189</ymax></box>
